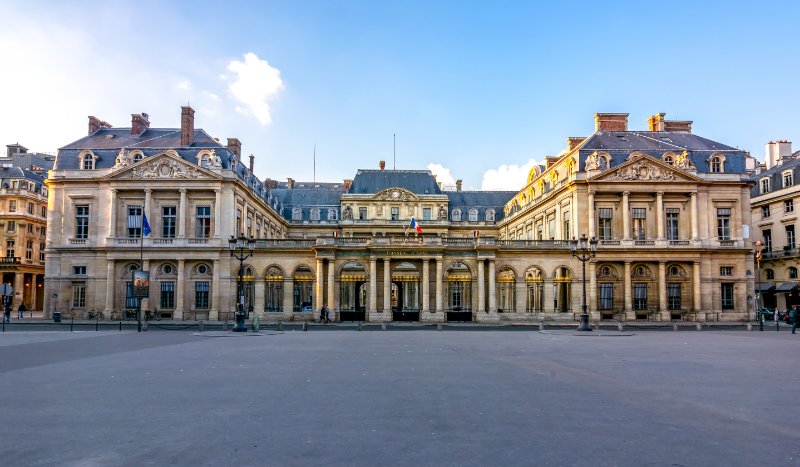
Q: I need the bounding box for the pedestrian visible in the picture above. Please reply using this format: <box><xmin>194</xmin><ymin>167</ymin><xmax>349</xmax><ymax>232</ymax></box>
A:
<box><xmin>319</xmin><ymin>305</ymin><xmax>326</xmax><ymax>324</ymax></box>
<box><xmin>324</xmin><ymin>305</ymin><xmax>330</xmax><ymax>323</ymax></box>
<box><xmin>3</xmin><ymin>303</ymin><xmax>10</xmax><ymax>323</ymax></box>
<box><xmin>774</xmin><ymin>309</ymin><xmax>780</xmax><ymax>323</ymax></box>
<box><xmin>17</xmin><ymin>303</ymin><xmax>26</xmax><ymax>320</ymax></box>
<box><xmin>791</xmin><ymin>306</ymin><xmax>798</xmax><ymax>335</ymax></box>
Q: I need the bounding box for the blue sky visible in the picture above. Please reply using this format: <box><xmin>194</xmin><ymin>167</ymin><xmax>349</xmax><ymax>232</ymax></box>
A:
<box><xmin>1</xmin><ymin>0</ymin><xmax>799</xmax><ymax>190</ymax></box>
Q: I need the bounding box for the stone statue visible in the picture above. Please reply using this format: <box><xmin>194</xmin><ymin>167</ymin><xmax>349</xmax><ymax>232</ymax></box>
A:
<box><xmin>674</xmin><ymin>150</ymin><xmax>696</xmax><ymax>171</ymax></box>
<box><xmin>342</xmin><ymin>205</ymin><xmax>353</xmax><ymax>220</ymax></box>
<box><xmin>585</xmin><ymin>152</ymin><xmax>599</xmax><ymax>171</ymax></box>
<box><xmin>437</xmin><ymin>206</ymin><xmax>447</xmax><ymax>220</ymax></box>
<box><xmin>113</xmin><ymin>149</ymin><xmax>132</xmax><ymax>168</ymax></box>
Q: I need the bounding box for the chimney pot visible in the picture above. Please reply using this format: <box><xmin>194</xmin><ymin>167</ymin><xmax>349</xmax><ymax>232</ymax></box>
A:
<box><xmin>88</xmin><ymin>116</ymin><xmax>112</xmax><ymax>135</ymax></box>
<box><xmin>647</xmin><ymin>113</ymin><xmax>667</xmax><ymax>131</ymax></box>
<box><xmin>249</xmin><ymin>154</ymin><xmax>254</xmax><ymax>172</ymax></box>
<box><xmin>379</xmin><ymin>160</ymin><xmax>385</xmax><ymax>170</ymax></box>
<box><xmin>594</xmin><ymin>113</ymin><xmax>629</xmax><ymax>132</ymax></box>
<box><xmin>227</xmin><ymin>138</ymin><xmax>242</xmax><ymax>160</ymax></box>
<box><xmin>131</xmin><ymin>113</ymin><xmax>150</xmax><ymax>136</ymax></box>
<box><xmin>567</xmin><ymin>137</ymin><xmax>586</xmax><ymax>151</ymax></box>
<box><xmin>181</xmin><ymin>106</ymin><xmax>195</xmax><ymax>146</ymax></box>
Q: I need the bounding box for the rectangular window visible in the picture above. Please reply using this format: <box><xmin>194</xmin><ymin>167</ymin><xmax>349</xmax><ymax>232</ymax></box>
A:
<box><xmin>27</xmin><ymin>224</ymin><xmax>33</xmax><ymax>234</ymax></box>
<box><xmin>667</xmin><ymin>283</ymin><xmax>681</xmax><ymax>310</ymax></box>
<box><xmin>598</xmin><ymin>208</ymin><xmax>612</xmax><ymax>240</ymax></box>
<box><xmin>73</xmin><ymin>266</ymin><xmax>87</xmax><ymax>275</ymax></box>
<box><xmin>125</xmin><ymin>281</ymin><xmax>138</xmax><ymax>308</ymax></box>
<box><xmin>787</xmin><ymin>225</ymin><xmax>796</xmax><ymax>250</ymax></box>
<box><xmin>720</xmin><ymin>266</ymin><xmax>733</xmax><ymax>276</ymax></box>
<box><xmin>761</xmin><ymin>205</ymin><xmax>770</xmax><ymax>218</ymax></box>
<box><xmin>721</xmin><ymin>283</ymin><xmax>734</xmax><ymax>309</ymax></box>
<box><xmin>5</xmin><ymin>240</ymin><xmax>14</xmax><ymax>258</ymax></box>
<box><xmin>599</xmin><ymin>283</ymin><xmax>613</xmax><ymax>310</ymax></box>
<box><xmin>195</xmin><ymin>281</ymin><xmax>209</xmax><ymax>309</ymax></box>
<box><xmin>6</xmin><ymin>220</ymin><xmax>15</xmax><ymax>232</ymax></box>
<box><xmin>127</xmin><ymin>205</ymin><xmax>142</xmax><ymax>238</ymax></box>
<box><xmin>763</xmin><ymin>229</ymin><xmax>772</xmax><ymax>252</ymax></box>
<box><xmin>40</xmin><ymin>226</ymin><xmax>46</xmax><ymax>237</ymax></box>
<box><xmin>783</xmin><ymin>171</ymin><xmax>794</xmax><ymax>188</ymax></box>
<box><xmin>633</xmin><ymin>284</ymin><xmax>647</xmax><ymax>310</ymax></box>
<box><xmin>391</xmin><ymin>207</ymin><xmax>399</xmax><ymax>221</ymax></box>
<box><xmin>666</xmin><ymin>208</ymin><xmax>680</xmax><ymax>240</ymax></box>
<box><xmin>72</xmin><ymin>282</ymin><xmax>86</xmax><ymax>308</ymax></box>
<box><xmin>9</xmin><ymin>200</ymin><xmax>16</xmax><ymax>212</ymax></box>
<box><xmin>548</xmin><ymin>217</ymin><xmax>555</xmax><ymax>240</ymax></box>
<box><xmin>162</xmin><ymin>206</ymin><xmax>176</xmax><ymax>238</ymax></box>
<box><xmin>236</xmin><ymin>209</ymin><xmax>242</xmax><ymax>236</ymax></box>
<box><xmin>785</xmin><ymin>199</ymin><xmax>794</xmax><ymax>214</ymax></box>
<box><xmin>39</xmin><ymin>242</ymin><xmax>45</xmax><ymax>261</ymax></box>
<box><xmin>160</xmin><ymin>282</ymin><xmax>175</xmax><ymax>309</ymax></box>
<box><xmin>247</xmin><ymin>216</ymin><xmax>253</xmax><ymax>236</ymax></box>
<box><xmin>760</xmin><ymin>178</ymin><xmax>770</xmax><ymax>194</ymax></box>
<box><xmin>423</xmin><ymin>208</ymin><xmax>432</xmax><ymax>221</ymax></box>
<box><xmin>75</xmin><ymin>205</ymin><xmax>89</xmax><ymax>239</ymax></box>
<box><xmin>562</xmin><ymin>211</ymin><xmax>570</xmax><ymax>240</ymax></box>
<box><xmin>25</xmin><ymin>240</ymin><xmax>33</xmax><ymax>259</ymax></box>
<box><xmin>536</xmin><ymin>223</ymin><xmax>543</xmax><ymax>240</ymax></box>
<box><xmin>41</xmin><ymin>206</ymin><xmax>46</xmax><ymax>217</ymax></box>
<box><xmin>359</xmin><ymin>207</ymin><xmax>367</xmax><ymax>220</ymax></box>
<box><xmin>195</xmin><ymin>206</ymin><xmax>211</xmax><ymax>238</ymax></box>
<box><xmin>27</xmin><ymin>202</ymin><xmax>34</xmax><ymax>214</ymax></box>
<box><xmin>716</xmin><ymin>208</ymin><xmax>731</xmax><ymax>240</ymax></box>
<box><xmin>632</xmin><ymin>208</ymin><xmax>646</xmax><ymax>240</ymax></box>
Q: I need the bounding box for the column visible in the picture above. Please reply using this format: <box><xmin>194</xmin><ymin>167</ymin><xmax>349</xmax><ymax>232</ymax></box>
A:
<box><xmin>422</xmin><ymin>259</ymin><xmax>430</xmax><ymax>312</ymax></box>
<box><xmin>588</xmin><ymin>262</ymin><xmax>597</xmax><ymax>318</ymax></box>
<box><xmin>690</xmin><ymin>192</ymin><xmax>698</xmax><ymax>240</ymax></box>
<box><xmin>315</xmin><ymin>258</ymin><xmax>324</xmax><ymax>316</ymax></box>
<box><xmin>383</xmin><ymin>258</ymin><xmax>391</xmax><ymax>312</ymax></box>
<box><xmin>254</xmin><ymin>276</ymin><xmax>265</xmax><ymax>320</ymax></box>
<box><xmin>104</xmin><ymin>260</ymin><xmax>115</xmax><ymax>313</ymax></box>
<box><xmin>588</xmin><ymin>191</ymin><xmax>595</xmax><ymax>239</ymax></box>
<box><xmin>369</xmin><ymin>259</ymin><xmax>377</xmax><ymax>312</ymax></box>
<box><xmin>211</xmin><ymin>258</ymin><xmax>220</xmax><ymax>320</ymax></box>
<box><xmin>477</xmin><ymin>259</ymin><xmax>485</xmax><ymax>312</ymax></box>
<box><xmin>693</xmin><ymin>261</ymin><xmax>702</xmax><ymax>313</ymax></box>
<box><xmin>178</xmin><ymin>189</ymin><xmax>187</xmax><ymax>238</ymax></box>
<box><xmin>515</xmin><ymin>280</ymin><xmax>527</xmax><ymax>314</ymax></box>
<box><xmin>658</xmin><ymin>261</ymin><xmax>667</xmax><ymax>318</ymax></box>
<box><xmin>108</xmin><ymin>189</ymin><xmax>118</xmax><ymax>238</ymax></box>
<box><xmin>327</xmin><ymin>259</ymin><xmax>335</xmax><ymax>311</ymax></box>
<box><xmin>435</xmin><ymin>259</ymin><xmax>443</xmax><ymax>312</ymax></box>
<box><xmin>175</xmin><ymin>259</ymin><xmax>185</xmax><ymax>320</ymax></box>
<box><xmin>656</xmin><ymin>191</ymin><xmax>664</xmax><ymax>240</ymax></box>
<box><xmin>555</xmin><ymin>203</ymin><xmax>562</xmax><ymax>240</ymax></box>
<box><xmin>622</xmin><ymin>191</ymin><xmax>630</xmax><ymax>240</ymax></box>
<box><xmin>542</xmin><ymin>279</ymin><xmax>553</xmax><ymax>315</ymax></box>
<box><xmin>624</xmin><ymin>261</ymin><xmax>632</xmax><ymax>314</ymax></box>
<box><xmin>214</xmin><ymin>189</ymin><xmax>221</xmax><ymax>238</ymax></box>
<box><xmin>488</xmin><ymin>260</ymin><xmax>496</xmax><ymax>312</ymax></box>
<box><xmin>282</xmin><ymin>278</ymin><xmax>293</xmax><ymax>319</ymax></box>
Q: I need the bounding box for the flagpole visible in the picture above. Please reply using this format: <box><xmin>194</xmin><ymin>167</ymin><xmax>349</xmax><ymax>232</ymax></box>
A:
<box><xmin>137</xmin><ymin>206</ymin><xmax>144</xmax><ymax>332</ymax></box>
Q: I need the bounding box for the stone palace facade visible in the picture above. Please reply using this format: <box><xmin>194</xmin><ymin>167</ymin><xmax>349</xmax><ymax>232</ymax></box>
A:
<box><xmin>43</xmin><ymin>108</ymin><xmax>756</xmax><ymax>322</ymax></box>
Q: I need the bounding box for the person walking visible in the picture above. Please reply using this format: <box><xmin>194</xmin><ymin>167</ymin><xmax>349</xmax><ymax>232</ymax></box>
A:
<box><xmin>319</xmin><ymin>305</ymin><xmax>326</xmax><ymax>324</ymax></box>
<box><xmin>3</xmin><ymin>303</ymin><xmax>10</xmax><ymax>323</ymax></box>
<box><xmin>791</xmin><ymin>306</ymin><xmax>798</xmax><ymax>334</ymax></box>
<box><xmin>17</xmin><ymin>303</ymin><xmax>25</xmax><ymax>320</ymax></box>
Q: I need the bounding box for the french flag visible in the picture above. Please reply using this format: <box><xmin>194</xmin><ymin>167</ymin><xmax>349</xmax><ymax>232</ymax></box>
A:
<box><xmin>409</xmin><ymin>217</ymin><xmax>422</xmax><ymax>233</ymax></box>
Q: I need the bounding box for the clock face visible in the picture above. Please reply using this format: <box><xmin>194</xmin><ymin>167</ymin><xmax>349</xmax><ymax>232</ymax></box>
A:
<box><xmin>391</xmin><ymin>190</ymin><xmax>399</xmax><ymax>199</ymax></box>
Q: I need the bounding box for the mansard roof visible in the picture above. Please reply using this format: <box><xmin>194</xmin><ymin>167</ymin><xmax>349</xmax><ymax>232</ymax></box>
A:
<box><xmin>0</xmin><ymin>166</ymin><xmax>46</xmax><ymax>189</ymax></box>
<box><xmin>750</xmin><ymin>156</ymin><xmax>800</xmax><ymax>197</ymax></box>
<box><xmin>446</xmin><ymin>191</ymin><xmax>516</xmax><ymax>221</ymax></box>
<box><xmin>348</xmin><ymin>169</ymin><xmax>442</xmax><ymax>195</ymax></box>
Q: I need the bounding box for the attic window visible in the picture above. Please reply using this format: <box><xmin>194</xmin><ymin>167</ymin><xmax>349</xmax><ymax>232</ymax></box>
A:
<box><xmin>660</xmin><ymin>137</ymin><xmax>672</xmax><ymax>143</ymax></box>
<box><xmin>616</xmin><ymin>135</ymin><xmax>628</xmax><ymax>141</ymax></box>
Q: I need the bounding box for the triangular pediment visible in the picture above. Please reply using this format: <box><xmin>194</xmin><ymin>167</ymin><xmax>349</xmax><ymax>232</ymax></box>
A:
<box><xmin>372</xmin><ymin>187</ymin><xmax>419</xmax><ymax>201</ymax></box>
<box><xmin>106</xmin><ymin>151</ymin><xmax>221</xmax><ymax>181</ymax></box>
<box><xmin>589</xmin><ymin>154</ymin><xmax>701</xmax><ymax>183</ymax></box>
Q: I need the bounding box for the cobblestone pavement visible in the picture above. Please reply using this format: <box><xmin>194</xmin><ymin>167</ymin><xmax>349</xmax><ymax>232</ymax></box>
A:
<box><xmin>1</xmin><ymin>330</ymin><xmax>798</xmax><ymax>466</ymax></box>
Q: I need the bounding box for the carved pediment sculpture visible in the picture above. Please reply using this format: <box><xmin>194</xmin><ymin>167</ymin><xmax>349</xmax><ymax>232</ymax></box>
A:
<box><xmin>608</xmin><ymin>160</ymin><xmax>676</xmax><ymax>182</ymax></box>
<box><xmin>585</xmin><ymin>152</ymin><xmax>600</xmax><ymax>171</ymax></box>
<box><xmin>130</xmin><ymin>158</ymin><xmax>203</xmax><ymax>179</ymax></box>
<box><xmin>674</xmin><ymin>150</ymin><xmax>696</xmax><ymax>172</ymax></box>
<box><xmin>373</xmin><ymin>188</ymin><xmax>418</xmax><ymax>201</ymax></box>
<box><xmin>113</xmin><ymin>149</ymin><xmax>132</xmax><ymax>169</ymax></box>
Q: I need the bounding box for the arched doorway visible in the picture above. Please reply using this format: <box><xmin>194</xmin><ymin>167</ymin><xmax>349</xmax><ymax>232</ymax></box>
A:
<box><xmin>293</xmin><ymin>265</ymin><xmax>313</xmax><ymax>312</ymax></box>
<box><xmin>236</xmin><ymin>265</ymin><xmax>255</xmax><ymax>318</ymax></box>
<box><xmin>264</xmin><ymin>265</ymin><xmax>283</xmax><ymax>313</ymax></box>
<box><xmin>525</xmin><ymin>266</ymin><xmax>544</xmax><ymax>313</ymax></box>
<box><xmin>554</xmin><ymin>267</ymin><xmax>572</xmax><ymax>314</ymax></box>
<box><xmin>446</xmin><ymin>262</ymin><xmax>472</xmax><ymax>322</ymax></box>
<box><xmin>497</xmin><ymin>267</ymin><xmax>516</xmax><ymax>313</ymax></box>
<box><xmin>392</xmin><ymin>262</ymin><xmax>420</xmax><ymax>321</ymax></box>
<box><xmin>340</xmin><ymin>261</ymin><xmax>367</xmax><ymax>321</ymax></box>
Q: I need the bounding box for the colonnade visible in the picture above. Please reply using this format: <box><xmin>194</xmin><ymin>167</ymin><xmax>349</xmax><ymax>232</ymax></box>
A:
<box><xmin>587</xmin><ymin>191</ymin><xmax>699</xmax><ymax>240</ymax></box>
<box><xmin>107</xmin><ymin>188</ymin><xmax>222</xmax><ymax>238</ymax></box>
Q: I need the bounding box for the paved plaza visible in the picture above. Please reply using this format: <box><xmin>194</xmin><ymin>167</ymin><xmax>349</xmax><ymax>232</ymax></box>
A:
<box><xmin>1</xmin><ymin>328</ymin><xmax>798</xmax><ymax>466</ymax></box>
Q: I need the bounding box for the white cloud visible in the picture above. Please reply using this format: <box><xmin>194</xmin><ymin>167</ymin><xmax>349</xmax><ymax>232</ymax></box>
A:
<box><xmin>427</xmin><ymin>163</ymin><xmax>457</xmax><ymax>188</ymax></box>
<box><xmin>480</xmin><ymin>158</ymin><xmax>539</xmax><ymax>191</ymax></box>
<box><xmin>227</xmin><ymin>52</ymin><xmax>284</xmax><ymax>125</ymax></box>
<box><xmin>177</xmin><ymin>80</ymin><xmax>191</xmax><ymax>90</ymax></box>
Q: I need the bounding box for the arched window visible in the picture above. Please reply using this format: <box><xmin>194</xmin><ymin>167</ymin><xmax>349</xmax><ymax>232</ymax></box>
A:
<box><xmin>468</xmin><ymin>209</ymin><xmax>478</xmax><ymax>222</ymax></box>
<box><xmin>293</xmin><ymin>265</ymin><xmax>314</xmax><ymax>312</ymax></box>
<box><xmin>598</xmin><ymin>155</ymin><xmax>609</xmax><ymax>170</ymax></box>
<box><xmin>310</xmin><ymin>208</ymin><xmax>320</xmax><ymax>221</ymax></box>
<box><xmin>82</xmin><ymin>154</ymin><xmax>95</xmax><ymax>170</ymax></box>
<box><xmin>766</xmin><ymin>269</ymin><xmax>775</xmax><ymax>280</ymax></box>
<box><xmin>451</xmin><ymin>209</ymin><xmax>462</xmax><ymax>222</ymax></box>
<box><xmin>485</xmin><ymin>209</ymin><xmax>495</xmax><ymax>222</ymax></box>
<box><xmin>525</xmin><ymin>267</ymin><xmax>544</xmax><ymax>313</ymax></box>
<box><xmin>790</xmin><ymin>267</ymin><xmax>798</xmax><ymax>279</ymax></box>
<box><xmin>711</xmin><ymin>156</ymin><xmax>723</xmax><ymax>173</ymax></box>
<box><xmin>664</xmin><ymin>155</ymin><xmax>674</xmax><ymax>165</ymax></box>
<box><xmin>133</xmin><ymin>153</ymin><xmax>143</xmax><ymax>163</ymax></box>
<box><xmin>497</xmin><ymin>268</ymin><xmax>516</xmax><ymax>312</ymax></box>
<box><xmin>265</xmin><ymin>265</ymin><xmax>284</xmax><ymax>312</ymax></box>
<box><xmin>291</xmin><ymin>208</ymin><xmax>302</xmax><ymax>221</ymax></box>
<box><xmin>328</xmin><ymin>208</ymin><xmax>338</xmax><ymax>221</ymax></box>
<box><xmin>554</xmin><ymin>267</ymin><xmax>572</xmax><ymax>313</ymax></box>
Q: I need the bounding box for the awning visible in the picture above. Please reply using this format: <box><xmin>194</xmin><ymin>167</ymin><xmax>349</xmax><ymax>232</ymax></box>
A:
<box><xmin>776</xmin><ymin>282</ymin><xmax>799</xmax><ymax>293</ymax></box>
<box><xmin>755</xmin><ymin>282</ymin><xmax>775</xmax><ymax>292</ymax></box>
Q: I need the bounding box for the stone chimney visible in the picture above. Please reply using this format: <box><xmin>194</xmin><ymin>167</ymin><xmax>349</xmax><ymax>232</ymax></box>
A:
<box><xmin>594</xmin><ymin>113</ymin><xmax>629</xmax><ymax>132</ymax></box>
<box><xmin>6</xmin><ymin>143</ymin><xmax>27</xmax><ymax>158</ymax></box>
<box><xmin>379</xmin><ymin>160</ymin><xmax>386</xmax><ymax>170</ymax></box>
<box><xmin>131</xmin><ymin>113</ymin><xmax>150</xmax><ymax>136</ymax></box>
<box><xmin>180</xmin><ymin>106</ymin><xmax>195</xmax><ymax>146</ymax></box>
<box><xmin>456</xmin><ymin>180</ymin><xmax>462</xmax><ymax>192</ymax></box>
<box><xmin>88</xmin><ymin>116</ymin><xmax>112</xmax><ymax>135</ymax></box>
<box><xmin>287</xmin><ymin>177</ymin><xmax>295</xmax><ymax>189</ymax></box>
<box><xmin>343</xmin><ymin>179</ymin><xmax>352</xmax><ymax>191</ymax></box>
<box><xmin>249</xmin><ymin>154</ymin><xmax>254</xmax><ymax>172</ymax></box>
<box><xmin>648</xmin><ymin>113</ymin><xmax>667</xmax><ymax>131</ymax></box>
<box><xmin>766</xmin><ymin>140</ymin><xmax>793</xmax><ymax>169</ymax></box>
<box><xmin>227</xmin><ymin>138</ymin><xmax>242</xmax><ymax>160</ymax></box>
<box><xmin>663</xmin><ymin>120</ymin><xmax>692</xmax><ymax>133</ymax></box>
<box><xmin>567</xmin><ymin>137</ymin><xmax>586</xmax><ymax>151</ymax></box>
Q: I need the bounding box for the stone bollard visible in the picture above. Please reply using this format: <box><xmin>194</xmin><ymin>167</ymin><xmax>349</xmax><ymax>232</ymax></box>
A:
<box><xmin>538</xmin><ymin>322</ymin><xmax>544</xmax><ymax>331</ymax></box>
<box><xmin>617</xmin><ymin>322</ymin><xmax>623</xmax><ymax>332</ymax></box>
<box><xmin>357</xmin><ymin>321</ymin><xmax>363</xmax><ymax>331</ymax></box>
<box><xmin>198</xmin><ymin>320</ymin><xmax>204</xmax><ymax>332</ymax></box>
<box><xmin>672</xmin><ymin>322</ymin><xmax>678</xmax><ymax>331</ymax></box>
<box><xmin>696</xmin><ymin>322</ymin><xmax>702</xmax><ymax>331</ymax></box>
<box><xmin>592</xmin><ymin>322</ymin><xmax>599</xmax><ymax>331</ymax></box>
<box><xmin>142</xmin><ymin>322</ymin><xmax>148</xmax><ymax>332</ymax></box>
<box><xmin>302</xmin><ymin>321</ymin><xmax>308</xmax><ymax>332</ymax></box>
<box><xmin>437</xmin><ymin>323</ymin><xmax>442</xmax><ymax>331</ymax></box>
<box><xmin>222</xmin><ymin>321</ymin><xmax>228</xmax><ymax>331</ymax></box>
<box><xmin>277</xmin><ymin>322</ymin><xmax>282</xmax><ymax>332</ymax></box>
<box><xmin>747</xmin><ymin>322</ymin><xmax>752</xmax><ymax>331</ymax></box>
<box><xmin>381</xmin><ymin>323</ymin><xmax>387</xmax><ymax>331</ymax></box>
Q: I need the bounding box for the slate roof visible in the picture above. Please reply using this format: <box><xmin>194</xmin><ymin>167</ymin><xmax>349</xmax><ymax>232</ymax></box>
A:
<box><xmin>348</xmin><ymin>170</ymin><xmax>442</xmax><ymax>195</ymax></box>
<box><xmin>446</xmin><ymin>191</ymin><xmax>516</xmax><ymax>221</ymax></box>
<box><xmin>749</xmin><ymin>156</ymin><xmax>800</xmax><ymax>197</ymax></box>
<box><xmin>0</xmin><ymin>167</ymin><xmax>46</xmax><ymax>190</ymax></box>
<box><xmin>578</xmin><ymin>131</ymin><xmax>749</xmax><ymax>174</ymax></box>
<box><xmin>271</xmin><ymin>184</ymin><xmax>346</xmax><ymax>221</ymax></box>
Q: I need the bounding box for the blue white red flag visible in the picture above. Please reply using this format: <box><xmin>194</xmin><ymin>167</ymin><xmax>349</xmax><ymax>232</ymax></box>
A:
<box><xmin>409</xmin><ymin>217</ymin><xmax>422</xmax><ymax>233</ymax></box>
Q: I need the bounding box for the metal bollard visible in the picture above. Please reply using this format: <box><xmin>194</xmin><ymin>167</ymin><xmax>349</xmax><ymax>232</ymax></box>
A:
<box><xmin>672</xmin><ymin>322</ymin><xmax>678</xmax><ymax>331</ymax></box>
<box><xmin>302</xmin><ymin>321</ymin><xmax>308</xmax><ymax>332</ymax></box>
<box><xmin>277</xmin><ymin>322</ymin><xmax>282</xmax><ymax>332</ymax></box>
<box><xmin>696</xmin><ymin>322</ymin><xmax>702</xmax><ymax>331</ymax></box>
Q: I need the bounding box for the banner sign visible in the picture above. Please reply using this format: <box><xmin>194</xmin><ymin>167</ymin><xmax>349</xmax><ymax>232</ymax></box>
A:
<box><xmin>133</xmin><ymin>270</ymin><xmax>150</xmax><ymax>298</ymax></box>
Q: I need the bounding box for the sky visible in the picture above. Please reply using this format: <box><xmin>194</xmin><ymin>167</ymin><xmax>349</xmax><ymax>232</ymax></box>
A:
<box><xmin>1</xmin><ymin>1</ymin><xmax>799</xmax><ymax>191</ymax></box>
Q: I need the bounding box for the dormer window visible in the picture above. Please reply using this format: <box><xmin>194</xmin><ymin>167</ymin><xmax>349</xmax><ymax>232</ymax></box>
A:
<box><xmin>133</xmin><ymin>153</ymin><xmax>143</xmax><ymax>163</ymax></box>
<box><xmin>485</xmin><ymin>209</ymin><xmax>495</xmax><ymax>222</ymax></box>
<box><xmin>82</xmin><ymin>154</ymin><xmax>95</xmax><ymax>170</ymax></box>
<box><xmin>452</xmin><ymin>209</ymin><xmax>462</xmax><ymax>222</ymax></box>
<box><xmin>291</xmin><ymin>208</ymin><xmax>302</xmax><ymax>221</ymax></box>
<box><xmin>709</xmin><ymin>154</ymin><xmax>726</xmax><ymax>173</ymax></box>
<box><xmin>327</xmin><ymin>208</ymin><xmax>338</xmax><ymax>221</ymax></box>
<box><xmin>598</xmin><ymin>155</ymin><xmax>609</xmax><ymax>170</ymax></box>
<box><xmin>760</xmin><ymin>178</ymin><xmax>770</xmax><ymax>194</ymax></box>
<box><xmin>783</xmin><ymin>170</ymin><xmax>794</xmax><ymax>188</ymax></box>
<box><xmin>310</xmin><ymin>208</ymin><xmax>320</xmax><ymax>221</ymax></box>
<box><xmin>664</xmin><ymin>155</ymin><xmax>674</xmax><ymax>165</ymax></box>
<box><xmin>468</xmin><ymin>209</ymin><xmax>478</xmax><ymax>222</ymax></box>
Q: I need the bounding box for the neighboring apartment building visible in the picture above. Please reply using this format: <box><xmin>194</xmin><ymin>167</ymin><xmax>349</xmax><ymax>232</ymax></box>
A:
<box><xmin>1</xmin><ymin>147</ymin><xmax>49</xmax><ymax>310</ymax></box>
<box><xmin>750</xmin><ymin>140</ymin><xmax>800</xmax><ymax>311</ymax></box>
<box><xmin>44</xmin><ymin>108</ymin><xmax>754</xmax><ymax>322</ymax></box>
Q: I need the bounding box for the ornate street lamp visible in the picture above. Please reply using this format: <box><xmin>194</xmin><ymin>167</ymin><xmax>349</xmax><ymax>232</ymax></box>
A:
<box><xmin>229</xmin><ymin>235</ymin><xmax>256</xmax><ymax>332</ymax></box>
<box><xmin>754</xmin><ymin>240</ymin><xmax>763</xmax><ymax>331</ymax></box>
<box><xmin>571</xmin><ymin>234</ymin><xmax>598</xmax><ymax>332</ymax></box>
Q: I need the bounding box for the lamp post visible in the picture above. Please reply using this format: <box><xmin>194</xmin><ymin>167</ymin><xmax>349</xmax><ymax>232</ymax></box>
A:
<box><xmin>229</xmin><ymin>235</ymin><xmax>255</xmax><ymax>332</ymax></box>
<box><xmin>571</xmin><ymin>234</ymin><xmax>598</xmax><ymax>332</ymax></box>
<box><xmin>754</xmin><ymin>240</ymin><xmax>763</xmax><ymax>331</ymax></box>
